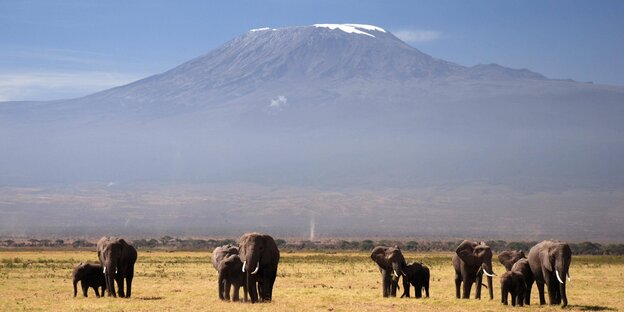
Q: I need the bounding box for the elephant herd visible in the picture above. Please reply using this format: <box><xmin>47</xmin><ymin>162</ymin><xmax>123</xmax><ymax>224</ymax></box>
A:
<box><xmin>372</xmin><ymin>239</ymin><xmax>572</xmax><ymax>308</ymax></box>
<box><xmin>71</xmin><ymin>233</ymin><xmax>280</xmax><ymax>304</ymax></box>
<box><xmin>72</xmin><ymin>235</ymin><xmax>571</xmax><ymax>307</ymax></box>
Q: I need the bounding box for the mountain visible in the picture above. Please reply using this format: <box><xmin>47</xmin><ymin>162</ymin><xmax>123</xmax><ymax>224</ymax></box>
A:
<box><xmin>1</xmin><ymin>24</ymin><xmax>624</xmax><ymax>239</ymax></box>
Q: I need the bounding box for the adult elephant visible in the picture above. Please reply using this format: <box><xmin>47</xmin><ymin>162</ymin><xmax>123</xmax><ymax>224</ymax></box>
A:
<box><xmin>527</xmin><ymin>240</ymin><xmax>572</xmax><ymax>307</ymax></box>
<box><xmin>498</xmin><ymin>250</ymin><xmax>525</xmax><ymax>271</ymax></box>
<box><xmin>239</xmin><ymin>233</ymin><xmax>280</xmax><ymax>303</ymax></box>
<box><xmin>452</xmin><ymin>240</ymin><xmax>496</xmax><ymax>300</ymax></box>
<box><xmin>370</xmin><ymin>246</ymin><xmax>407</xmax><ymax>297</ymax></box>
<box><xmin>97</xmin><ymin>237</ymin><xmax>138</xmax><ymax>298</ymax></box>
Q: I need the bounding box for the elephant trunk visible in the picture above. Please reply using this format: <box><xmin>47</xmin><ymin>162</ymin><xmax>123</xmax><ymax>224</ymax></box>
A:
<box><xmin>392</xmin><ymin>262</ymin><xmax>404</xmax><ymax>277</ymax></box>
<box><xmin>244</xmin><ymin>253</ymin><xmax>260</xmax><ymax>303</ymax></box>
<box><xmin>73</xmin><ymin>277</ymin><xmax>78</xmax><ymax>297</ymax></box>
<box><xmin>487</xmin><ymin>275</ymin><xmax>493</xmax><ymax>300</ymax></box>
<box><xmin>104</xmin><ymin>263</ymin><xmax>116</xmax><ymax>297</ymax></box>
<box><xmin>218</xmin><ymin>272</ymin><xmax>225</xmax><ymax>300</ymax></box>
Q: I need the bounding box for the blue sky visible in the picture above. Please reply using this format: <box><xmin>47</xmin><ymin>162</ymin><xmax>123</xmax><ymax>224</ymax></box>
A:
<box><xmin>1</xmin><ymin>0</ymin><xmax>623</xmax><ymax>101</ymax></box>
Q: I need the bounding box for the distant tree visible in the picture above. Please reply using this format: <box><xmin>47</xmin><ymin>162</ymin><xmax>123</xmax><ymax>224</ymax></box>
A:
<box><xmin>54</xmin><ymin>239</ymin><xmax>64</xmax><ymax>246</ymax></box>
<box><xmin>360</xmin><ymin>240</ymin><xmax>374</xmax><ymax>251</ymax></box>
<box><xmin>275</xmin><ymin>239</ymin><xmax>287</xmax><ymax>247</ymax></box>
<box><xmin>4</xmin><ymin>240</ymin><xmax>15</xmax><ymax>246</ymax></box>
<box><xmin>506</xmin><ymin>241</ymin><xmax>531</xmax><ymax>251</ymax></box>
<box><xmin>405</xmin><ymin>241</ymin><xmax>419</xmax><ymax>251</ymax></box>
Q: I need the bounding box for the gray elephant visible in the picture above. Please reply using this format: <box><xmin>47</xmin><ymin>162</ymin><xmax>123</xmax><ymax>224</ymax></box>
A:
<box><xmin>370</xmin><ymin>245</ymin><xmax>406</xmax><ymax>297</ymax></box>
<box><xmin>212</xmin><ymin>244</ymin><xmax>239</xmax><ymax>271</ymax></box>
<box><xmin>511</xmin><ymin>258</ymin><xmax>534</xmax><ymax>305</ymax></box>
<box><xmin>218</xmin><ymin>254</ymin><xmax>248</xmax><ymax>302</ymax></box>
<box><xmin>452</xmin><ymin>240</ymin><xmax>496</xmax><ymax>300</ymax></box>
<box><xmin>498</xmin><ymin>250</ymin><xmax>526</xmax><ymax>271</ymax></box>
<box><xmin>400</xmin><ymin>262</ymin><xmax>429</xmax><ymax>298</ymax></box>
<box><xmin>500</xmin><ymin>270</ymin><xmax>526</xmax><ymax>306</ymax></box>
<box><xmin>72</xmin><ymin>262</ymin><xmax>106</xmax><ymax>297</ymax></box>
<box><xmin>239</xmin><ymin>233</ymin><xmax>280</xmax><ymax>303</ymax></box>
<box><xmin>527</xmin><ymin>240</ymin><xmax>572</xmax><ymax>307</ymax></box>
<box><xmin>97</xmin><ymin>237</ymin><xmax>138</xmax><ymax>298</ymax></box>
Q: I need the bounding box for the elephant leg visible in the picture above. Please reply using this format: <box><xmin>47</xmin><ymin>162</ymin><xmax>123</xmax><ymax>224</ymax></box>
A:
<box><xmin>126</xmin><ymin>267</ymin><xmax>134</xmax><ymax>298</ymax></box>
<box><xmin>82</xmin><ymin>282</ymin><xmax>89</xmax><ymax>297</ymax></box>
<box><xmin>401</xmin><ymin>277</ymin><xmax>410</xmax><ymax>298</ymax></box>
<box><xmin>511</xmin><ymin>292</ymin><xmax>517</xmax><ymax>307</ymax></box>
<box><xmin>462</xmin><ymin>278</ymin><xmax>473</xmax><ymax>299</ymax></box>
<box><xmin>501</xmin><ymin>286</ymin><xmax>507</xmax><ymax>305</ymax></box>
<box><xmin>264</xmin><ymin>268</ymin><xmax>277</xmax><ymax>301</ymax></box>
<box><xmin>390</xmin><ymin>279</ymin><xmax>398</xmax><ymax>297</ymax></box>
<box><xmin>415</xmin><ymin>283</ymin><xmax>422</xmax><ymax>298</ymax></box>
<box><xmin>525</xmin><ymin>278</ymin><xmax>533</xmax><ymax>305</ymax></box>
<box><xmin>232</xmin><ymin>285</ymin><xmax>240</xmax><ymax>302</ymax></box>
<box><xmin>536</xmin><ymin>281</ymin><xmax>546</xmax><ymax>305</ymax></box>
<box><xmin>560</xmin><ymin>282</ymin><xmax>567</xmax><ymax>307</ymax></box>
<box><xmin>454</xmin><ymin>273</ymin><xmax>462</xmax><ymax>299</ymax></box>
<box><xmin>116</xmin><ymin>275</ymin><xmax>125</xmax><ymax>298</ymax></box>
<box><xmin>425</xmin><ymin>282</ymin><xmax>430</xmax><ymax>298</ymax></box>
<box><xmin>94</xmin><ymin>286</ymin><xmax>100</xmax><ymax>298</ymax></box>
<box><xmin>243</xmin><ymin>284</ymin><xmax>248</xmax><ymax>302</ymax></box>
<box><xmin>381</xmin><ymin>270</ymin><xmax>391</xmax><ymax>297</ymax></box>
<box><xmin>475</xmin><ymin>273</ymin><xmax>483</xmax><ymax>300</ymax></box>
<box><xmin>247</xmin><ymin>273</ymin><xmax>258</xmax><ymax>303</ymax></box>
<box><xmin>225</xmin><ymin>280</ymin><xmax>232</xmax><ymax>301</ymax></box>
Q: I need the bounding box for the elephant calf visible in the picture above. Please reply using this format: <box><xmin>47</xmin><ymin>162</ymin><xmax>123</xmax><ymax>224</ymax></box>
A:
<box><xmin>218</xmin><ymin>254</ymin><xmax>248</xmax><ymax>302</ymax></box>
<box><xmin>401</xmin><ymin>262</ymin><xmax>430</xmax><ymax>298</ymax></box>
<box><xmin>500</xmin><ymin>270</ymin><xmax>526</xmax><ymax>306</ymax></box>
<box><xmin>72</xmin><ymin>263</ymin><xmax>106</xmax><ymax>297</ymax></box>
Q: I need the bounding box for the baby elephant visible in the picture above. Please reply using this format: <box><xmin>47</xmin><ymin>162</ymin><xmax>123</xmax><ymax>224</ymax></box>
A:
<box><xmin>401</xmin><ymin>262</ymin><xmax>430</xmax><ymax>298</ymax></box>
<box><xmin>217</xmin><ymin>254</ymin><xmax>248</xmax><ymax>302</ymax></box>
<box><xmin>500</xmin><ymin>270</ymin><xmax>526</xmax><ymax>306</ymax></box>
<box><xmin>72</xmin><ymin>263</ymin><xmax>106</xmax><ymax>297</ymax></box>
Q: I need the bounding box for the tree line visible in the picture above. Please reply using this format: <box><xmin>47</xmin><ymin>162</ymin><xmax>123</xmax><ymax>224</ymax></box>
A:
<box><xmin>1</xmin><ymin>237</ymin><xmax>622</xmax><ymax>255</ymax></box>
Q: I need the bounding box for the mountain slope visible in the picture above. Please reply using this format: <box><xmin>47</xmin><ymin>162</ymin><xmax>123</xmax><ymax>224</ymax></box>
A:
<box><xmin>1</xmin><ymin>24</ymin><xmax>623</xmax><ymax>238</ymax></box>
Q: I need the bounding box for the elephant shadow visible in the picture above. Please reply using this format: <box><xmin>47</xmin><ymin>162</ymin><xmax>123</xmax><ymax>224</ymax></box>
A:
<box><xmin>570</xmin><ymin>305</ymin><xmax>616</xmax><ymax>311</ymax></box>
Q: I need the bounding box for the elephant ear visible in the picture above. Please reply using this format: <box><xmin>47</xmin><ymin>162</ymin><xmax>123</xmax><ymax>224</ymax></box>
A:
<box><xmin>456</xmin><ymin>240</ymin><xmax>477</xmax><ymax>264</ymax></box>
<box><xmin>539</xmin><ymin>249</ymin><xmax>553</xmax><ymax>272</ymax></box>
<box><xmin>371</xmin><ymin>246</ymin><xmax>388</xmax><ymax>266</ymax></box>
<box><xmin>498</xmin><ymin>251</ymin><xmax>513</xmax><ymax>267</ymax></box>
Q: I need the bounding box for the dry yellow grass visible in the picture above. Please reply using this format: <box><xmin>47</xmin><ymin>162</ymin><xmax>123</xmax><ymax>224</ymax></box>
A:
<box><xmin>0</xmin><ymin>250</ymin><xmax>622</xmax><ymax>311</ymax></box>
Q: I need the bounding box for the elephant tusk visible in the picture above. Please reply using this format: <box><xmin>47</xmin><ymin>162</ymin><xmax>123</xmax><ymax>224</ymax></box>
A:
<box><xmin>103</xmin><ymin>267</ymin><xmax>106</xmax><ymax>274</ymax></box>
<box><xmin>393</xmin><ymin>270</ymin><xmax>399</xmax><ymax>278</ymax></box>
<box><xmin>482</xmin><ymin>269</ymin><xmax>495</xmax><ymax>277</ymax></box>
<box><xmin>555</xmin><ymin>270</ymin><xmax>565</xmax><ymax>284</ymax></box>
<box><xmin>567</xmin><ymin>272</ymin><xmax>571</xmax><ymax>282</ymax></box>
<box><xmin>251</xmin><ymin>262</ymin><xmax>260</xmax><ymax>275</ymax></box>
<box><xmin>242</xmin><ymin>260</ymin><xmax>246</xmax><ymax>273</ymax></box>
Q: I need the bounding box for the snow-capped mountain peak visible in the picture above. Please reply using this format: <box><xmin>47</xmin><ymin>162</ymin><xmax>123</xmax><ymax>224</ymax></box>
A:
<box><xmin>313</xmin><ymin>23</ymin><xmax>385</xmax><ymax>37</ymax></box>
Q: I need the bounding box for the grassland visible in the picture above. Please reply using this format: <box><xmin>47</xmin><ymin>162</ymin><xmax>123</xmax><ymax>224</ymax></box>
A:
<box><xmin>0</xmin><ymin>250</ymin><xmax>622</xmax><ymax>311</ymax></box>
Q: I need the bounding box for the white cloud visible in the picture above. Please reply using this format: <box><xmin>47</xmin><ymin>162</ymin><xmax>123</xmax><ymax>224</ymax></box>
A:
<box><xmin>0</xmin><ymin>71</ymin><xmax>146</xmax><ymax>101</ymax></box>
<box><xmin>269</xmin><ymin>95</ymin><xmax>288</xmax><ymax>111</ymax></box>
<box><xmin>394</xmin><ymin>29</ymin><xmax>442</xmax><ymax>44</ymax></box>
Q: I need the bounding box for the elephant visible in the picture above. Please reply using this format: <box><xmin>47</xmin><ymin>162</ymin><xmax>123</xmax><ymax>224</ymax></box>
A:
<box><xmin>370</xmin><ymin>245</ymin><xmax>407</xmax><ymax>297</ymax></box>
<box><xmin>452</xmin><ymin>240</ymin><xmax>496</xmax><ymax>300</ymax></box>
<box><xmin>498</xmin><ymin>250</ymin><xmax>526</xmax><ymax>271</ymax></box>
<box><xmin>218</xmin><ymin>254</ymin><xmax>248</xmax><ymax>302</ymax></box>
<box><xmin>527</xmin><ymin>240</ymin><xmax>572</xmax><ymax>307</ymax></box>
<box><xmin>97</xmin><ymin>237</ymin><xmax>138</xmax><ymax>298</ymax></box>
<box><xmin>72</xmin><ymin>262</ymin><xmax>106</xmax><ymax>297</ymax></box>
<box><xmin>500</xmin><ymin>270</ymin><xmax>526</xmax><ymax>306</ymax></box>
<box><xmin>211</xmin><ymin>244</ymin><xmax>239</xmax><ymax>271</ymax></box>
<box><xmin>238</xmin><ymin>233</ymin><xmax>280</xmax><ymax>303</ymax></box>
<box><xmin>400</xmin><ymin>262</ymin><xmax>430</xmax><ymax>298</ymax></box>
<box><xmin>511</xmin><ymin>258</ymin><xmax>534</xmax><ymax>305</ymax></box>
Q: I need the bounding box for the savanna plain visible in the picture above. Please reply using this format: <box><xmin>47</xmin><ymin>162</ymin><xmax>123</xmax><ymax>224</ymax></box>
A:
<box><xmin>0</xmin><ymin>250</ymin><xmax>622</xmax><ymax>311</ymax></box>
